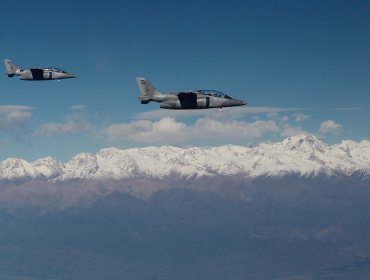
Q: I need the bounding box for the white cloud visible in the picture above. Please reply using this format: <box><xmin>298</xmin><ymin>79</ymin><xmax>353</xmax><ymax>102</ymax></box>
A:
<box><xmin>0</xmin><ymin>105</ymin><xmax>34</xmax><ymax>115</ymax></box>
<box><xmin>195</xmin><ymin>119</ymin><xmax>280</xmax><ymax>139</ymax></box>
<box><xmin>68</xmin><ymin>105</ymin><xmax>86</xmax><ymax>110</ymax></box>
<box><xmin>267</xmin><ymin>112</ymin><xmax>278</xmax><ymax>119</ymax></box>
<box><xmin>293</xmin><ymin>113</ymin><xmax>311</xmax><ymax>122</ymax></box>
<box><xmin>101</xmin><ymin>117</ymin><xmax>280</xmax><ymax>144</ymax></box>
<box><xmin>205</xmin><ymin>108</ymin><xmax>243</xmax><ymax>121</ymax></box>
<box><xmin>281</xmin><ymin>116</ymin><xmax>289</xmax><ymax>122</ymax></box>
<box><xmin>134</xmin><ymin>107</ymin><xmax>304</xmax><ymax>120</ymax></box>
<box><xmin>34</xmin><ymin>115</ymin><xmax>91</xmax><ymax>137</ymax></box>
<box><xmin>7</xmin><ymin>111</ymin><xmax>32</xmax><ymax>125</ymax></box>
<box><xmin>319</xmin><ymin>120</ymin><xmax>342</xmax><ymax>135</ymax></box>
<box><xmin>331</xmin><ymin>107</ymin><xmax>360</xmax><ymax>111</ymax></box>
<box><xmin>102</xmin><ymin>118</ymin><xmax>192</xmax><ymax>143</ymax></box>
<box><xmin>280</xmin><ymin>123</ymin><xmax>308</xmax><ymax>137</ymax></box>
<box><xmin>0</xmin><ymin>106</ymin><xmax>34</xmax><ymax>144</ymax></box>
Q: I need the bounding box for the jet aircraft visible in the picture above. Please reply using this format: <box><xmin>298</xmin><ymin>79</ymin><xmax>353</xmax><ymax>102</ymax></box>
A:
<box><xmin>136</xmin><ymin>77</ymin><xmax>246</xmax><ymax>110</ymax></box>
<box><xmin>4</xmin><ymin>60</ymin><xmax>76</xmax><ymax>81</ymax></box>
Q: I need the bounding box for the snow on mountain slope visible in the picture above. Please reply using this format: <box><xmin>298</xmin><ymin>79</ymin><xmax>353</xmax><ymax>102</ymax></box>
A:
<box><xmin>0</xmin><ymin>158</ymin><xmax>47</xmax><ymax>182</ymax></box>
<box><xmin>0</xmin><ymin>134</ymin><xmax>369</xmax><ymax>184</ymax></box>
<box><xmin>33</xmin><ymin>156</ymin><xmax>65</xmax><ymax>179</ymax></box>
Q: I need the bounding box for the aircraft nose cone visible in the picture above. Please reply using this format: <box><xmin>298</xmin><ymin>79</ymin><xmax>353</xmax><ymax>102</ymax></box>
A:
<box><xmin>221</xmin><ymin>99</ymin><xmax>247</xmax><ymax>107</ymax></box>
<box><xmin>233</xmin><ymin>99</ymin><xmax>247</xmax><ymax>106</ymax></box>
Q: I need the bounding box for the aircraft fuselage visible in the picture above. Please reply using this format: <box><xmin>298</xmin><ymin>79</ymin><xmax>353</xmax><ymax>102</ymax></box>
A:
<box><xmin>17</xmin><ymin>69</ymin><xmax>77</xmax><ymax>81</ymax></box>
<box><xmin>152</xmin><ymin>92</ymin><xmax>246</xmax><ymax>109</ymax></box>
<box><xmin>4</xmin><ymin>60</ymin><xmax>76</xmax><ymax>81</ymax></box>
<box><xmin>137</xmin><ymin>77</ymin><xmax>246</xmax><ymax>110</ymax></box>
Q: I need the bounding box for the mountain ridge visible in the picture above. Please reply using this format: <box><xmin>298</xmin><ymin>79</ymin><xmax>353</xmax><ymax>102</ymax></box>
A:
<box><xmin>0</xmin><ymin>134</ymin><xmax>368</xmax><ymax>184</ymax></box>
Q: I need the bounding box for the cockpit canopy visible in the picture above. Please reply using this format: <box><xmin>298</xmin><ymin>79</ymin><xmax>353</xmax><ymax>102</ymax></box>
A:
<box><xmin>194</xmin><ymin>90</ymin><xmax>232</xmax><ymax>99</ymax></box>
<box><xmin>43</xmin><ymin>67</ymin><xmax>67</xmax><ymax>73</ymax></box>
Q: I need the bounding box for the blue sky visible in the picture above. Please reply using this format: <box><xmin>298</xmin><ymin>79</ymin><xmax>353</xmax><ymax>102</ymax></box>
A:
<box><xmin>1</xmin><ymin>0</ymin><xmax>369</xmax><ymax>162</ymax></box>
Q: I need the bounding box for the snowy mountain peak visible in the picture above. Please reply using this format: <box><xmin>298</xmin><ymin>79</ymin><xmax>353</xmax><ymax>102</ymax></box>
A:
<box><xmin>0</xmin><ymin>134</ymin><xmax>368</xmax><ymax>184</ymax></box>
<box><xmin>334</xmin><ymin>139</ymin><xmax>370</xmax><ymax>162</ymax></box>
<box><xmin>97</xmin><ymin>147</ymin><xmax>124</xmax><ymax>159</ymax></box>
<box><xmin>67</xmin><ymin>153</ymin><xmax>97</xmax><ymax>166</ymax></box>
<box><xmin>278</xmin><ymin>134</ymin><xmax>329</xmax><ymax>153</ymax></box>
<box><xmin>33</xmin><ymin>156</ymin><xmax>61</xmax><ymax>166</ymax></box>
<box><xmin>282</xmin><ymin>134</ymin><xmax>319</xmax><ymax>145</ymax></box>
<box><xmin>0</xmin><ymin>158</ymin><xmax>29</xmax><ymax>169</ymax></box>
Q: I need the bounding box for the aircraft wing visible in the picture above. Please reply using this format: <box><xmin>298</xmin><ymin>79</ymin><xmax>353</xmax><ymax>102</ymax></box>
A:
<box><xmin>30</xmin><ymin>68</ymin><xmax>44</xmax><ymax>80</ymax></box>
<box><xmin>177</xmin><ymin>92</ymin><xmax>198</xmax><ymax>108</ymax></box>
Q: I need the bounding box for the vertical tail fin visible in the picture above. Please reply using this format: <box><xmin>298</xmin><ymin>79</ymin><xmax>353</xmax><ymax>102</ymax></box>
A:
<box><xmin>4</xmin><ymin>60</ymin><xmax>19</xmax><ymax>75</ymax></box>
<box><xmin>136</xmin><ymin>77</ymin><xmax>160</xmax><ymax>97</ymax></box>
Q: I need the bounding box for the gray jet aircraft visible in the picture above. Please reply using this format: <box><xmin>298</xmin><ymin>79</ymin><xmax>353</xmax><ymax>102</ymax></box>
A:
<box><xmin>4</xmin><ymin>59</ymin><xmax>76</xmax><ymax>81</ymax></box>
<box><xmin>136</xmin><ymin>77</ymin><xmax>246</xmax><ymax>110</ymax></box>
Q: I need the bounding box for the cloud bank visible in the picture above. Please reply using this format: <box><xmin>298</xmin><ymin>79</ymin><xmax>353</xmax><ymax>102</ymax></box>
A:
<box><xmin>319</xmin><ymin>120</ymin><xmax>342</xmax><ymax>135</ymax></box>
<box><xmin>34</xmin><ymin>115</ymin><xmax>91</xmax><ymax>137</ymax></box>
<box><xmin>293</xmin><ymin>113</ymin><xmax>311</xmax><ymax>122</ymax></box>
<box><xmin>280</xmin><ymin>124</ymin><xmax>307</xmax><ymax>137</ymax></box>
<box><xmin>101</xmin><ymin>117</ymin><xmax>280</xmax><ymax>144</ymax></box>
<box><xmin>30</xmin><ymin>106</ymin><xmax>347</xmax><ymax>148</ymax></box>
<box><xmin>0</xmin><ymin>106</ymin><xmax>34</xmax><ymax>144</ymax></box>
<box><xmin>0</xmin><ymin>106</ymin><xmax>34</xmax><ymax>115</ymax></box>
<box><xmin>68</xmin><ymin>105</ymin><xmax>86</xmax><ymax>110</ymax></box>
<box><xmin>135</xmin><ymin>107</ymin><xmax>303</xmax><ymax>120</ymax></box>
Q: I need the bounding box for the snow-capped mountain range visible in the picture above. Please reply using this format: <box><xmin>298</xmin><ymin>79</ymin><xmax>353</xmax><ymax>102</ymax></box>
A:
<box><xmin>1</xmin><ymin>134</ymin><xmax>369</xmax><ymax>184</ymax></box>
